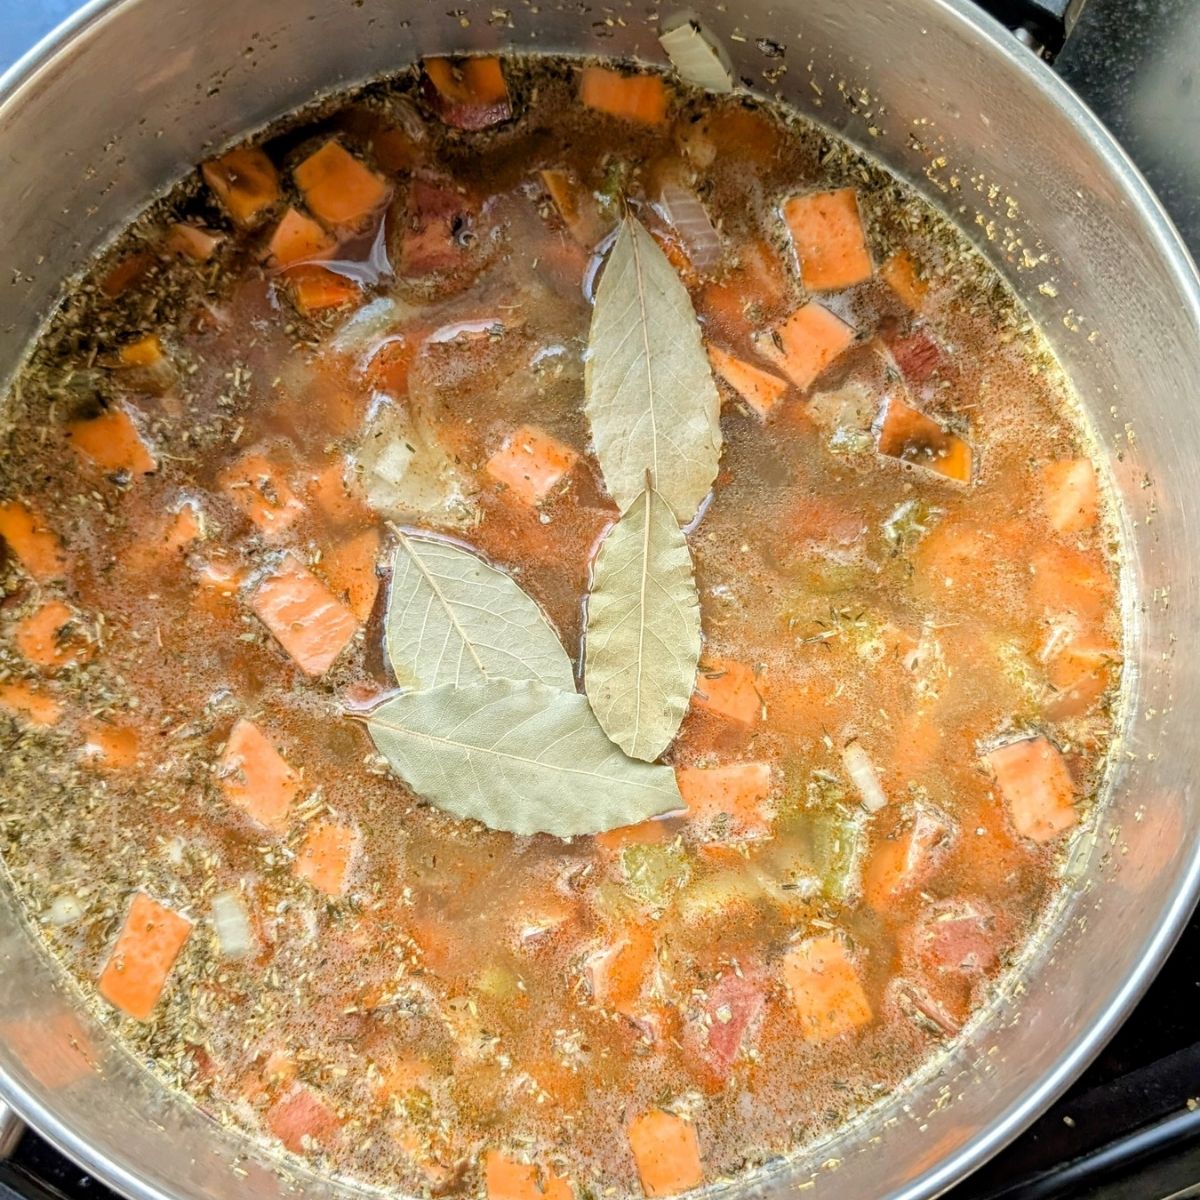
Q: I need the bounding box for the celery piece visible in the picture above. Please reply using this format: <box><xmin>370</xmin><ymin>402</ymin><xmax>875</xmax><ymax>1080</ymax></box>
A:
<box><xmin>621</xmin><ymin>841</ymin><xmax>692</xmax><ymax>910</ymax></box>
<box><xmin>808</xmin><ymin>808</ymin><xmax>867</xmax><ymax>903</ymax></box>
<box><xmin>882</xmin><ymin>498</ymin><xmax>942</xmax><ymax>552</ymax></box>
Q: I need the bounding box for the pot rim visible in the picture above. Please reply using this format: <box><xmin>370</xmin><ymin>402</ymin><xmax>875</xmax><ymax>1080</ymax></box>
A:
<box><xmin>0</xmin><ymin>3</ymin><xmax>1198</xmax><ymax>1200</ymax></box>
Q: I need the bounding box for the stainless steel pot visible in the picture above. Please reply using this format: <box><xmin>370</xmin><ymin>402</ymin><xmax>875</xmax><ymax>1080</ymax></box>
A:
<box><xmin>0</xmin><ymin>2</ymin><xmax>1198</xmax><ymax>1198</ymax></box>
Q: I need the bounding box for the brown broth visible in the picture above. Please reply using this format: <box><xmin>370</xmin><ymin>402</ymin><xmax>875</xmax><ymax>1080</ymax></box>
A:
<box><xmin>0</xmin><ymin>55</ymin><xmax>1119</xmax><ymax>1199</ymax></box>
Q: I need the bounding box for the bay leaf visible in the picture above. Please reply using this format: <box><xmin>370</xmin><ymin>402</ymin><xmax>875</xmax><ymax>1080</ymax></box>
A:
<box><xmin>366</xmin><ymin>679</ymin><xmax>683</xmax><ymax>837</ymax></box>
<box><xmin>386</xmin><ymin>533</ymin><xmax>575</xmax><ymax>691</ymax></box>
<box><xmin>585</xmin><ymin>213</ymin><xmax>723</xmax><ymax>523</ymax></box>
<box><xmin>584</xmin><ymin>485</ymin><xmax>701</xmax><ymax>761</ymax></box>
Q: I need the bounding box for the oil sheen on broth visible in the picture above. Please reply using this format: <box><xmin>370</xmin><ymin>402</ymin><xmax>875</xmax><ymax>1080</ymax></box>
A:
<box><xmin>0</xmin><ymin>53</ymin><xmax>1119</xmax><ymax>1200</ymax></box>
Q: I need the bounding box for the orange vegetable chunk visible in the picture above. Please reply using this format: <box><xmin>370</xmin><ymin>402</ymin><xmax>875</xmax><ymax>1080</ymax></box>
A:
<box><xmin>220</xmin><ymin>452</ymin><xmax>304</xmax><ymax>536</ymax></box>
<box><xmin>66</xmin><ymin>406</ymin><xmax>156</xmax><ymax>475</ymax></box>
<box><xmin>877</xmin><ymin>395</ymin><xmax>972</xmax><ymax>483</ymax></box>
<box><xmin>250</xmin><ymin>555</ymin><xmax>359</xmax><ymax>676</ymax></box>
<box><xmin>580</xmin><ymin>67</ymin><xmax>668</xmax><ymax>126</ymax></box>
<box><xmin>586</xmin><ymin>925</ymin><xmax>656</xmax><ymax>1017</ymax></box>
<box><xmin>80</xmin><ymin>721</ymin><xmax>141</xmax><ymax>770</ymax></box>
<box><xmin>98</xmin><ymin>893</ymin><xmax>191</xmax><ymax>1021</ymax></box>
<box><xmin>754</xmin><ymin>301</ymin><xmax>855</xmax><ymax>391</ymax></box>
<box><xmin>541</xmin><ymin>168</ymin><xmax>608</xmax><ymax>248</ymax></box>
<box><xmin>1044</xmin><ymin>637</ymin><xmax>1118</xmax><ymax>720</ymax></box>
<box><xmin>294</xmin><ymin>140</ymin><xmax>390</xmax><ymax>229</ymax></box>
<box><xmin>594</xmin><ymin>818</ymin><xmax>671</xmax><ymax>854</ymax></box>
<box><xmin>266</xmin><ymin>206</ymin><xmax>334</xmax><ymax>268</ymax></box>
<box><xmin>693</xmin><ymin>657</ymin><xmax>760</xmax><ymax>726</ymax></box>
<box><xmin>290</xmin><ymin>266</ymin><xmax>361</xmax><ymax>314</ymax></box>
<box><xmin>217</xmin><ymin>717</ymin><xmax>301</xmax><ymax>832</ymax></box>
<box><xmin>627</xmin><ymin>1109</ymin><xmax>703</xmax><ymax>1197</ymax></box>
<box><xmin>0</xmin><ymin>679</ymin><xmax>62</xmax><ymax>727</ymax></box>
<box><xmin>424</xmin><ymin>58</ymin><xmax>512</xmax><ymax>130</ymax></box>
<box><xmin>863</xmin><ymin>805</ymin><xmax>954</xmax><ymax>909</ymax></box>
<box><xmin>880</xmin><ymin>251</ymin><xmax>928</xmax><ymax>310</ymax></box>
<box><xmin>486</xmin><ymin>426</ymin><xmax>579</xmax><ymax>506</ymax></box>
<box><xmin>707</xmin><ymin>346</ymin><xmax>789</xmax><ymax>421</ymax></box>
<box><xmin>0</xmin><ymin>501</ymin><xmax>66</xmax><ymax>581</ymax></box>
<box><xmin>1040</xmin><ymin>458</ymin><xmax>1098</xmax><ymax>533</ymax></box>
<box><xmin>483</xmin><ymin>1151</ymin><xmax>572</xmax><ymax>1200</ymax></box>
<box><xmin>783</xmin><ymin>188</ymin><xmax>873</xmax><ymax>291</ymax></box>
<box><xmin>166</xmin><ymin>222</ymin><xmax>224</xmax><ymax>262</ymax></box>
<box><xmin>294</xmin><ymin>820</ymin><xmax>357</xmax><ymax>897</ymax></box>
<box><xmin>201</xmin><ymin>146</ymin><xmax>280</xmax><ymax>228</ymax></box>
<box><xmin>782</xmin><ymin>935</ymin><xmax>872</xmax><ymax>1042</ymax></box>
<box><xmin>676</xmin><ymin>762</ymin><xmax>772</xmax><ymax>837</ymax></box>
<box><xmin>14</xmin><ymin>601</ymin><xmax>92</xmax><ymax>673</ymax></box>
<box><xmin>984</xmin><ymin>735</ymin><xmax>1077</xmax><ymax>843</ymax></box>
<box><xmin>319</xmin><ymin>527</ymin><xmax>381</xmax><ymax>621</ymax></box>
<box><xmin>266</xmin><ymin>1083</ymin><xmax>341</xmax><ymax>1152</ymax></box>
<box><xmin>117</xmin><ymin>335</ymin><xmax>164</xmax><ymax>368</ymax></box>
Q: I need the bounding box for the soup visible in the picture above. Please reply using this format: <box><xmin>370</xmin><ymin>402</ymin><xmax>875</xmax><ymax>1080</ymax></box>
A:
<box><xmin>0</xmin><ymin>51</ymin><xmax>1119</xmax><ymax>1200</ymax></box>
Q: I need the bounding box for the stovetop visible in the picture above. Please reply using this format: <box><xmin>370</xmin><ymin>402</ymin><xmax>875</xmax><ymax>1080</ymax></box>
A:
<box><xmin>0</xmin><ymin>1</ymin><xmax>1198</xmax><ymax>1198</ymax></box>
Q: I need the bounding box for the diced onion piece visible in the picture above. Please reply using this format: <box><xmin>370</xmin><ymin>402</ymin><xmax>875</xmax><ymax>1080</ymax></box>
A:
<box><xmin>659</xmin><ymin>14</ymin><xmax>736</xmax><ymax>93</ymax></box>
<box><xmin>49</xmin><ymin>894</ymin><xmax>85</xmax><ymax>926</ymax></box>
<box><xmin>842</xmin><ymin>741</ymin><xmax>888</xmax><ymax>813</ymax></box>
<box><xmin>212</xmin><ymin>889</ymin><xmax>254</xmax><ymax>959</ymax></box>
<box><xmin>655</xmin><ymin>183</ymin><xmax>723</xmax><ymax>270</ymax></box>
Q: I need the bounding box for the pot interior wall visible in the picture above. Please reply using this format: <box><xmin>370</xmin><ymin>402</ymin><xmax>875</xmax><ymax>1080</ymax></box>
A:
<box><xmin>0</xmin><ymin>2</ymin><xmax>1197</xmax><ymax>1199</ymax></box>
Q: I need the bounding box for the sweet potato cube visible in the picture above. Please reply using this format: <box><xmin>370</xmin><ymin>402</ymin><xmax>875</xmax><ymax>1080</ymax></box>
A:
<box><xmin>707</xmin><ymin>346</ymin><xmax>789</xmax><ymax>421</ymax></box>
<box><xmin>580</xmin><ymin>67</ymin><xmax>669</xmax><ymax>126</ymax></box>
<box><xmin>0</xmin><ymin>501</ymin><xmax>66</xmax><ymax>581</ymax></box>
<box><xmin>627</xmin><ymin>1109</ymin><xmax>703</xmax><ymax>1197</ymax></box>
<box><xmin>217</xmin><ymin>717</ymin><xmax>301</xmax><ymax>832</ymax></box>
<box><xmin>984</xmin><ymin>735</ymin><xmax>1077</xmax><ymax>843</ymax></box>
<box><xmin>265</xmin><ymin>206</ymin><xmax>334</xmax><ymax>268</ymax></box>
<box><xmin>486</xmin><ymin>426</ymin><xmax>579</xmax><ymax>506</ymax></box>
<box><xmin>293</xmin><ymin>820</ymin><xmax>357</xmax><ymax>897</ymax></box>
<box><xmin>676</xmin><ymin>762</ymin><xmax>772</xmax><ymax>838</ymax></box>
<box><xmin>66</xmin><ymin>406</ymin><xmax>156</xmax><ymax>475</ymax></box>
<box><xmin>98</xmin><ymin>893</ymin><xmax>191</xmax><ymax>1021</ymax></box>
<box><xmin>877</xmin><ymin>395</ymin><xmax>972</xmax><ymax>483</ymax></box>
<box><xmin>692</xmin><ymin>657</ymin><xmax>760</xmax><ymax>726</ymax></box>
<box><xmin>294</xmin><ymin>140</ymin><xmax>390</xmax><ymax>229</ymax></box>
<box><xmin>783</xmin><ymin>188</ymin><xmax>873</xmax><ymax>291</ymax></box>
<box><xmin>1040</xmin><ymin>458</ymin><xmax>1099</xmax><ymax>533</ymax></box>
<box><xmin>781</xmin><ymin>935</ymin><xmax>872</xmax><ymax>1042</ymax></box>
<box><xmin>753</xmin><ymin>302</ymin><xmax>855</xmax><ymax>392</ymax></box>
<box><xmin>250</xmin><ymin>555</ymin><xmax>359</xmax><ymax>676</ymax></box>
<box><xmin>201</xmin><ymin>146</ymin><xmax>280</xmax><ymax>227</ymax></box>
<box><xmin>483</xmin><ymin>1152</ymin><xmax>572</xmax><ymax>1200</ymax></box>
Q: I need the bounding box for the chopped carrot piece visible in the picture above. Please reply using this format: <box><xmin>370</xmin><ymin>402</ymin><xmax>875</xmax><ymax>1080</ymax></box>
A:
<box><xmin>362</xmin><ymin>335</ymin><xmax>421</xmax><ymax>396</ymax></box>
<box><xmin>1040</xmin><ymin>458</ymin><xmax>1098</xmax><ymax>533</ymax></box>
<box><xmin>217</xmin><ymin>717</ymin><xmax>301</xmax><ymax>832</ymax></box>
<box><xmin>1029</xmin><ymin>543</ymin><xmax>1112</xmax><ymax>626</ymax></box>
<box><xmin>707</xmin><ymin>346</ymin><xmax>789</xmax><ymax>421</ymax></box>
<box><xmin>594</xmin><ymin>818</ymin><xmax>672</xmax><ymax>854</ymax></box>
<box><xmin>250</xmin><ymin>554</ymin><xmax>359</xmax><ymax>676</ymax></box>
<box><xmin>266</xmin><ymin>1082</ymin><xmax>341</xmax><ymax>1152</ymax></box>
<box><xmin>99</xmin><ymin>252</ymin><xmax>153</xmax><ymax>298</ymax></box>
<box><xmin>783</xmin><ymin>188</ymin><xmax>873</xmax><ymax>292</ymax></box>
<box><xmin>79</xmin><ymin>721</ymin><xmax>141</xmax><ymax>770</ymax></box>
<box><xmin>305</xmin><ymin>461</ymin><xmax>366</xmax><ymax>526</ymax></box>
<box><xmin>585</xmin><ymin>925</ymin><xmax>657</xmax><ymax>1017</ymax></box>
<box><xmin>580</xmin><ymin>67</ymin><xmax>669</xmax><ymax>127</ymax></box>
<box><xmin>781</xmin><ymin>935</ymin><xmax>872</xmax><ymax>1042</ymax></box>
<box><xmin>692</xmin><ymin>657</ymin><xmax>760</xmax><ymax>726</ymax></box>
<box><xmin>877</xmin><ymin>395</ymin><xmax>972</xmax><ymax>483</ymax></box>
<box><xmin>753</xmin><ymin>301</ymin><xmax>855</xmax><ymax>391</ymax></box>
<box><xmin>627</xmin><ymin>1109</ymin><xmax>703</xmax><ymax>1197</ymax></box>
<box><xmin>294</xmin><ymin>140</ymin><xmax>390</xmax><ymax>229</ymax></box>
<box><xmin>165</xmin><ymin>223</ymin><xmax>224</xmax><ymax>262</ymax></box>
<box><xmin>294</xmin><ymin>820</ymin><xmax>357</xmax><ymax>897</ymax></box>
<box><xmin>319</xmin><ymin>526</ymin><xmax>381</xmax><ymax>621</ymax></box>
<box><xmin>118</xmin><ymin>335</ymin><xmax>165</xmax><ymax>368</ymax></box>
<box><xmin>220</xmin><ymin>452</ymin><xmax>304</xmax><ymax>536</ymax></box>
<box><xmin>13</xmin><ymin>601</ymin><xmax>92</xmax><ymax>673</ymax></box>
<box><xmin>0</xmin><ymin>679</ymin><xmax>62</xmax><ymax>727</ymax></box>
<box><xmin>195</xmin><ymin>557</ymin><xmax>245</xmax><ymax>596</ymax></box>
<box><xmin>880</xmin><ymin>251</ymin><xmax>928</xmax><ymax>310</ymax></box>
<box><xmin>676</xmin><ymin>762</ymin><xmax>772</xmax><ymax>838</ymax></box>
<box><xmin>863</xmin><ymin>806</ymin><xmax>954</xmax><ymax>909</ymax></box>
<box><xmin>424</xmin><ymin>58</ymin><xmax>512</xmax><ymax>130</ymax></box>
<box><xmin>66</xmin><ymin>406</ymin><xmax>156</xmax><ymax>475</ymax></box>
<box><xmin>486</xmin><ymin>426</ymin><xmax>579</xmax><ymax>506</ymax></box>
<box><xmin>483</xmin><ymin>1151</ymin><xmax>572</xmax><ymax>1200</ymax></box>
<box><xmin>162</xmin><ymin>501</ymin><xmax>203</xmax><ymax>554</ymax></box>
<box><xmin>700</xmin><ymin>238</ymin><xmax>790</xmax><ymax>341</ymax></box>
<box><xmin>540</xmin><ymin>168</ymin><xmax>608</xmax><ymax>247</ymax></box>
<box><xmin>201</xmin><ymin>146</ymin><xmax>280</xmax><ymax>228</ymax></box>
<box><xmin>0</xmin><ymin>501</ymin><xmax>66</xmax><ymax>581</ymax></box>
<box><xmin>289</xmin><ymin>266</ymin><xmax>361</xmax><ymax>314</ymax></box>
<box><xmin>265</xmin><ymin>206</ymin><xmax>334</xmax><ymax>268</ymax></box>
<box><xmin>1044</xmin><ymin>637</ymin><xmax>1118</xmax><ymax>720</ymax></box>
<box><xmin>984</xmin><ymin>735</ymin><xmax>1077</xmax><ymax>843</ymax></box>
<box><xmin>98</xmin><ymin>893</ymin><xmax>191</xmax><ymax>1021</ymax></box>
